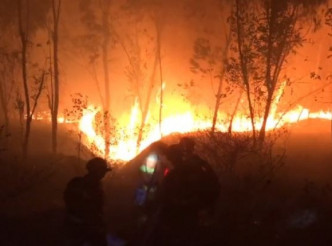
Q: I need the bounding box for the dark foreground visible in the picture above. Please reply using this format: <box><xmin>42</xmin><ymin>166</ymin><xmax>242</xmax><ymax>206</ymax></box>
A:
<box><xmin>1</xmin><ymin>121</ymin><xmax>332</xmax><ymax>245</ymax></box>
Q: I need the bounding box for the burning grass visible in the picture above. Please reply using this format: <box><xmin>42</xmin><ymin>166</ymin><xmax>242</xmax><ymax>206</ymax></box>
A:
<box><xmin>77</xmin><ymin>100</ymin><xmax>332</xmax><ymax>163</ymax></box>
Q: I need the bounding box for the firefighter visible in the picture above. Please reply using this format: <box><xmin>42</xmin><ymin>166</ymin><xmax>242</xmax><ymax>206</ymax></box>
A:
<box><xmin>64</xmin><ymin>157</ymin><xmax>111</xmax><ymax>246</ymax></box>
<box><xmin>179</xmin><ymin>137</ymin><xmax>220</xmax><ymax>212</ymax></box>
<box><xmin>141</xmin><ymin>143</ymin><xmax>201</xmax><ymax>245</ymax></box>
<box><xmin>161</xmin><ymin>143</ymin><xmax>204</xmax><ymax>222</ymax></box>
<box><xmin>150</xmin><ymin>138</ymin><xmax>220</xmax><ymax>245</ymax></box>
<box><xmin>132</xmin><ymin>142</ymin><xmax>170</xmax><ymax>245</ymax></box>
<box><xmin>135</xmin><ymin>141</ymin><xmax>169</xmax><ymax>212</ymax></box>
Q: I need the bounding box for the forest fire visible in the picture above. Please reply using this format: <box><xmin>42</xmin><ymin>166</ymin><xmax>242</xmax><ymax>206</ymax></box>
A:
<box><xmin>78</xmin><ymin>99</ymin><xmax>332</xmax><ymax>162</ymax></box>
<box><xmin>1</xmin><ymin>1</ymin><xmax>332</xmax><ymax>245</ymax></box>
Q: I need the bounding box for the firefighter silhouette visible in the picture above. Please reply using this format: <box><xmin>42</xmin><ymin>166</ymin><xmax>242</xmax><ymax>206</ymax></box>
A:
<box><xmin>64</xmin><ymin>157</ymin><xmax>111</xmax><ymax>246</ymax></box>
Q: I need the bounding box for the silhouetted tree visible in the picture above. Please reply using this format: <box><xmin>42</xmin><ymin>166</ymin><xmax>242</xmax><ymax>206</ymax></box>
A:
<box><xmin>190</xmin><ymin>34</ymin><xmax>232</xmax><ymax>134</ymax></box>
<box><xmin>188</xmin><ymin>0</ymin><xmax>235</xmax><ymax>134</ymax></box>
<box><xmin>0</xmin><ymin>13</ymin><xmax>19</xmax><ymax>137</ymax></box>
<box><xmin>0</xmin><ymin>47</ymin><xmax>18</xmax><ymax>136</ymax></box>
<box><xmin>64</xmin><ymin>93</ymin><xmax>89</xmax><ymax>161</ymax></box>
<box><xmin>326</xmin><ymin>7</ymin><xmax>332</xmax><ymax>59</ymax></box>
<box><xmin>229</xmin><ymin>0</ymin><xmax>327</xmax><ymax>145</ymax></box>
<box><xmin>12</xmin><ymin>0</ymin><xmax>51</xmax><ymax>157</ymax></box>
<box><xmin>48</xmin><ymin>0</ymin><xmax>61</xmax><ymax>155</ymax></box>
<box><xmin>78</xmin><ymin>0</ymin><xmax>115</xmax><ymax>158</ymax></box>
<box><xmin>155</xmin><ymin>10</ymin><xmax>164</xmax><ymax>138</ymax></box>
<box><xmin>121</xmin><ymin>0</ymin><xmax>166</xmax><ymax>150</ymax></box>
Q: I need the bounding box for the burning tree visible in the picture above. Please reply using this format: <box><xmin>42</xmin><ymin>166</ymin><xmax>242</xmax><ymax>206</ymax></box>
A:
<box><xmin>75</xmin><ymin>0</ymin><xmax>166</xmax><ymax>157</ymax></box>
<box><xmin>189</xmin><ymin>0</ymin><xmax>233</xmax><ymax>134</ymax></box>
<box><xmin>64</xmin><ymin>93</ymin><xmax>89</xmax><ymax>160</ymax></box>
<box><xmin>78</xmin><ymin>0</ymin><xmax>115</xmax><ymax>158</ymax></box>
<box><xmin>119</xmin><ymin>0</ymin><xmax>166</xmax><ymax>151</ymax></box>
<box><xmin>228</xmin><ymin>0</ymin><xmax>327</xmax><ymax>145</ymax></box>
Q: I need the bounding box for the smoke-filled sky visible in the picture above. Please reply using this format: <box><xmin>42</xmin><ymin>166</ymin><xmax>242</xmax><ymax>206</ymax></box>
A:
<box><xmin>57</xmin><ymin>0</ymin><xmax>232</xmax><ymax>116</ymax></box>
<box><xmin>1</xmin><ymin>0</ymin><xmax>332</xmax><ymax>120</ymax></box>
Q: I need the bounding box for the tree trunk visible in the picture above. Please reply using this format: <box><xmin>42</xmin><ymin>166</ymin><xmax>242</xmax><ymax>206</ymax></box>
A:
<box><xmin>51</xmin><ymin>0</ymin><xmax>61</xmax><ymax>155</ymax></box>
<box><xmin>258</xmin><ymin>0</ymin><xmax>273</xmax><ymax>145</ymax></box>
<box><xmin>0</xmin><ymin>82</ymin><xmax>10</xmax><ymax>135</ymax></box>
<box><xmin>18</xmin><ymin>0</ymin><xmax>31</xmax><ymax>158</ymax></box>
<box><xmin>235</xmin><ymin>0</ymin><xmax>256</xmax><ymax>143</ymax></box>
<box><xmin>211</xmin><ymin>28</ymin><xmax>231</xmax><ymax>134</ymax></box>
<box><xmin>136</xmin><ymin>52</ymin><xmax>159</xmax><ymax>151</ymax></box>
<box><xmin>22</xmin><ymin>116</ymin><xmax>31</xmax><ymax>158</ymax></box>
<box><xmin>102</xmin><ymin>6</ymin><xmax>111</xmax><ymax>159</ymax></box>
<box><xmin>258</xmin><ymin>91</ymin><xmax>273</xmax><ymax>144</ymax></box>
<box><xmin>246</xmin><ymin>86</ymin><xmax>256</xmax><ymax>139</ymax></box>
<box><xmin>211</xmin><ymin>77</ymin><xmax>223</xmax><ymax>134</ymax></box>
<box><xmin>228</xmin><ymin>91</ymin><xmax>242</xmax><ymax>134</ymax></box>
<box><xmin>156</xmin><ymin>19</ymin><xmax>163</xmax><ymax>138</ymax></box>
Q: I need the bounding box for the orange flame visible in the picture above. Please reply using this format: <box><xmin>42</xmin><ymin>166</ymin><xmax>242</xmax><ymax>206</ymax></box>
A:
<box><xmin>78</xmin><ymin>82</ymin><xmax>332</xmax><ymax>162</ymax></box>
<box><xmin>78</xmin><ymin>105</ymin><xmax>332</xmax><ymax>162</ymax></box>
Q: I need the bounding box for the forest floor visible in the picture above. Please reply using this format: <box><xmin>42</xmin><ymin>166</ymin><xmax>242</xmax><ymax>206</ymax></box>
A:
<box><xmin>1</xmin><ymin>119</ymin><xmax>332</xmax><ymax>245</ymax></box>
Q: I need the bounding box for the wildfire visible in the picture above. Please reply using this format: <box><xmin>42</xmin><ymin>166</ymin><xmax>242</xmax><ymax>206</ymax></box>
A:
<box><xmin>78</xmin><ymin>103</ymin><xmax>332</xmax><ymax>162</ymax></box>
<box><xmin>70</xmin><ymin>80</ymin><xmax>332</xmax><ymax>161</ymax></box>
<box><xmin>30</xmin><ymin>95</ymin><xmax>332</xmax><ymax>162</ymax></box>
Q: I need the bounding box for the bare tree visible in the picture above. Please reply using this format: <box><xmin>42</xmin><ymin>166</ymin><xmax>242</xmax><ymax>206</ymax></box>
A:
<box><xmin>155</xmin><ymin>15</ymin><xmax>164</xmax><ymax>138</ymax></box>
<box><xmin>325</xmin><ymin>7</ymin><xmax>332</xmax><ymax>140</ymax></box>
<box><xmin>228</xmin><ymin>0</ymin><xmax>258</xmax><ymax>142</ymax></box>
<box><xmin>228</xmin><ymin>90</ymin><xmax>243</xmax><ymax>133</ymax></box>
<box><xmin>190</xmin><ymin>34</ymin><xmax>232</xmax><ymax>134</ymax></box>
<box><xmin>17</xmin><ymin>0</ymin><xmax>31</xmax><ymax>157</ymax></box>
<box><xmin>117</xmin><ymin>0</ymin><xmax>166</xmax><ymax>151</ymax></box>
<box><xmin>16</xmin><ymin>0</ymin><xmax>51</xmax><ymax>157</ymax></box>
<box><xmin>211</xmin><ymin>31</ymin><xmax>231</xmax><ymax>134</ymax></box>
<box><xmin>79</xmin><ymin>0</ymin><xmax>114</xmax><ymax>158</ymax></box>
<box><xmin>188</xmin><ymin>1</ymin><xmax>234</xmax><ymax>134</ymax></box>
<box><xmin>326</xmin><ymin>7</ymin><xmax>332</xmax><ymax>59</ymax></box>
<box><xmin>120</xmin><ymin>26</ymin><xmax>159</xmax><ymax>151</ymax></box>
<box><xmin>49</xmin><ymin>0</ymin><xmax>61</xmax><ymax>155</ymax></box>
<box><xmin>0</xmin><ymin>49</ymin><xmax>17</xmax><ymax>135</ymax></box>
